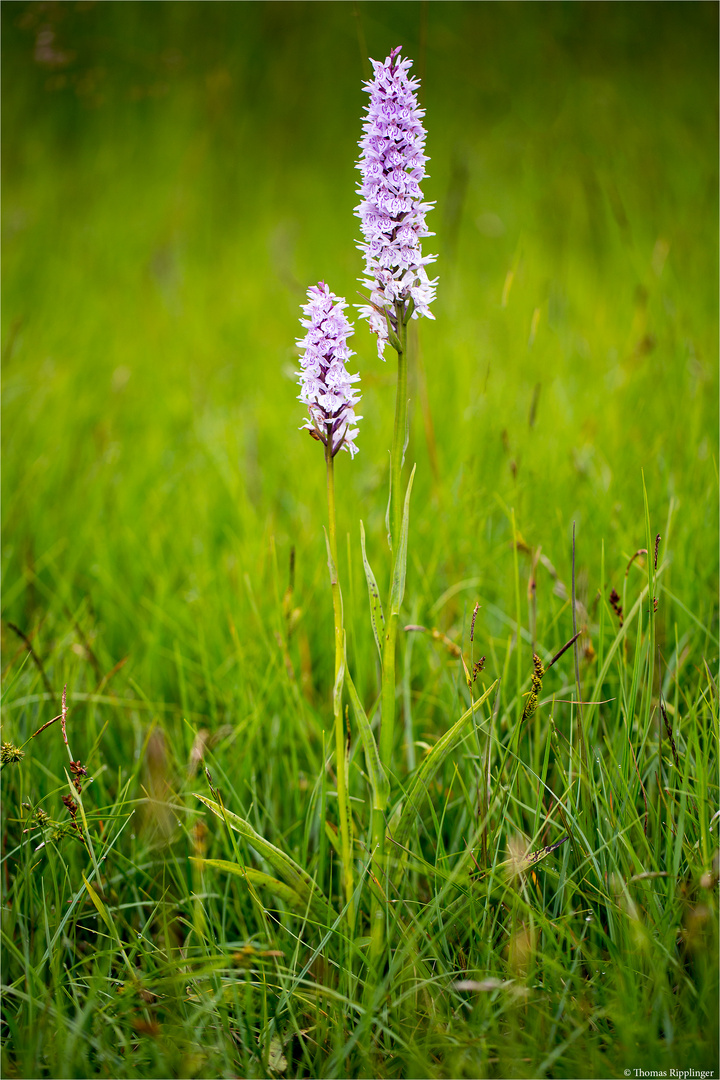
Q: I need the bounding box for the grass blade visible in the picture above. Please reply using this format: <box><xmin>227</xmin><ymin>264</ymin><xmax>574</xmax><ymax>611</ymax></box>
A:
<box><xmin>360</xmin><ymin>520</ymin><xmax>385</xmax><ymax>660</ymax></box>
<box><xmin>390</xmin><ymin>680</ymin><xmax>497</xmax><ymax>871</ymax></box>
<box><xmin>344</xmin><ymin>651</ymin><xmax>389</xmax><ymax>811</ymax></box>
<box><xmin>190</xmin><ymin>857</ymin><xmax>308</xmax><ymax>911</ymax></box>
<box><xmin>389</xmin><ymin>465</ymin><xmax>416</xmax><ymax>617</ymax></box>
<box><xmin>194</xmin><ymin>794</ymin><xmax>336</xmax><ymax>923</ymax></box>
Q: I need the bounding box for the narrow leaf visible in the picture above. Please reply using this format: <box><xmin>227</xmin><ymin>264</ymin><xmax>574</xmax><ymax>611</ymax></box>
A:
<box><xmin>360</xmin><ymin>520</ymin><xmax>385</xmax><ymax>660</ymax></box>
<box><xmin>194</xmin><ymin>794</ymin><xmax>335</xmax><ymax>922</ymax></box>
<box><xmin>390</xmin><ymin>680</ymin><xmax>497</xmax><ymax>867</ymax></box>
<box><xmin>387</xmin><ymin>836</ymin><xmax>472</xmax><ymax>890</ymax></box>
<box><xmin>384</xmin><ymin>310</ymin><xmax>403</xmax><ymax>353</ymax></box>
<box><xmin>585</xmin><ymin>583</ymin><xmax>650</xmax><ymax>731</ymax></box>
<box><xmin>704</xmin><ymin>658</ymin><xmax>718</xmax><ymax>703</ymax></box>
<box><xmin>82</xmin><ymin>872</ymin><xmax>135</xmax><ymax>979</ymax></box>
<box><xmin>323</xmin><ymin>527</ymin><xmax>338</xmax><ymax>587</ymax></box>
<box><xmin>333</xmin><ymin>648</ymin><xmax>345</xmax><ymax>720</ymax></box>
<box><xmin>472</xmin><ymin>836</ymin><xmax>569</xmax><ymax>884</ymax></box>
<box><xmin>389</xmin><ymin>464</ymin><xmax>416</xmax><ymax>616</ymax></box>
<box><xmin>323</xmin><ymin>525</ymin><xmax>344</xmax><ymax>625</ymax></box>
<box><xmin>190</xmin><ymin>858</ymin><xmax>306</xmax><ymax>912</ymax></box>
<box><xmin>324</xmin><ymin>819</ymin><xmax>342</xmax><ymax>858</ymax></box>
<box><xmin>82</xmin><ymin>873</ymin><xmax>115</xmax><ymax>936</ymax></box>
<box><xmin>344</xmin><ymin>652</ymin><xmax>390</xmax><ymax>811</ymax></box>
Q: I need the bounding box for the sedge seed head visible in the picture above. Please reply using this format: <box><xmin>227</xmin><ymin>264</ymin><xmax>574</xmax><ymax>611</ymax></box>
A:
<box><xmin>1</xmin><ymin>742</ymin><xmax>24</xmax><ymax>764</ymax></box>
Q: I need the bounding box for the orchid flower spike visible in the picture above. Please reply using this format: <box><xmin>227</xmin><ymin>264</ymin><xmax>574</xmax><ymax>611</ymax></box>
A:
<box><xmin>355</xmin><ymin>46</ymin><xmax>437</xmax><ymax>359</ymax></box>
<box><xmin>296</xmin><ymin>282</ymin><xmax>362</xmax><ymax>458</ymax></box>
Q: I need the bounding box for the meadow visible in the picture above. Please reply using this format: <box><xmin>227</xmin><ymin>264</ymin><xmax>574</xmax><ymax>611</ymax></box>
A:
<box><xmin>2</xmin><ymin>3</ymin><xmax>718</xmax><ymax>1078</ymax></box>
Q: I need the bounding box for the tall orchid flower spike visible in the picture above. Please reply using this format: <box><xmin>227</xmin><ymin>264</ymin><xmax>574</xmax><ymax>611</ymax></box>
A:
<box><xmin>355</xmin><ymin>46</ymin><xmax>437</xmax><ymax>359</ymax></box>
<box><xmin>297</xmin><ymin>282</ymin><xmax>362</xmax><ymax>457</ymax></box>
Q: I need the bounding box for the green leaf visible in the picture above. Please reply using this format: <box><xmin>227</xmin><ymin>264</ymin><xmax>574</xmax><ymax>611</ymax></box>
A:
<box><xmin>585</xmin><ymin>583</ymin><xmax>649</xmax><ymax>732</ymax></box>
<box><xmin>389</xmin><ymin>464</ymin><xmax>416</xmax><ymax>617</ymax></box>
<box><xmin>442</xmin><ymin>838</ymin><xmax>568</xmax><ymax>923</ymax></box>
<box><xmin>344</xmin><ymin>647</ymin><xmax>389</xmax><ymax>812</ymax></box>
<box><xmin>384</xmin><ymin>309</ymin><xmax>403</xmax><ymax>353</ymax></box>
<box><xmin>82</xmin><ymin>873</ymin><xmax>135</xmax><ymax>979</ymax></box>
<box><xmin>323</xmin><ymin>527</ymin><xmax>338</xmax><ymax>589</ymax></box>
<box><xmin>333</xmin><ymin>646</ymin><xmax>345</xmax><ymax>719</ymax></box>
<box><xmin>190</xmin><ymin>857</ymin><xmax>307</xmax><ymax>912</ymax></box>
<box><xmin>389</xmin><ymin>680</ymin><xmax>497</xmax><ymax>876</ymax></box>
<box><xmin>82</xmin><ymin>873</ymin><xmax>115</xmax><ymax>936</ymax></box>
<box><xmin>465</xmin><ymin>836</ymin><xmax>569</xmax><ymax>886</ymax></box>
<box><xmin>360</xmin><ymin>520</ymin><xmax>385</xmax><ymax>660</ymax></box>
<box><xmin>194</xmin><ymin>795</ymin><xmax>336</xmax><ymax>923</ymax></box>
<box><xmin>386</xmin><ymin>835</ymin><xmax>472</xmax><ymax>890</ymax></box>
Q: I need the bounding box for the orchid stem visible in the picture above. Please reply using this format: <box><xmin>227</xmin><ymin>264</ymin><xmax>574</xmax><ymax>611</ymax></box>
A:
<box><xmin>380</xmin><ymin>309</ymin><xmax>409</xmax><ymax>774</ymax></box>
<box><xmin>325</xmin><ymin>438</ymin><xmax>355</xmax><ymax>930</ymax></box>
<box><xmin>389</xmin><ymin>310</ymin><xmax>409</xmax><ymax>559</ymax></box>
<box><xmin>371</xmin><ymin>308</ymin><xmax>409</xmax><ymax>974</ymax></box>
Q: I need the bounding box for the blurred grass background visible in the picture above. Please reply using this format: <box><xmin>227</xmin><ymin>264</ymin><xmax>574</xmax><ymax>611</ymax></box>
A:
<box><xmin>2</xmin><ymin>2</ymin><xmax>718</xmax><ymax>1077</ymax></box>
<box><xmin>3</xmin><ymin>2</ymin><xmax>717</xmax><ymax>686</ymax></box>
<box><xmin>4</xmin><ymin>0</ymin><xmax>718</xmax><ymax>665</ymax></box>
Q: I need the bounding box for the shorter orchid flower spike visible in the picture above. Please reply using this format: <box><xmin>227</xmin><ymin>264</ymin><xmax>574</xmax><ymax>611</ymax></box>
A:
<box><xmin>296</xmin><ymin>282</ymin><xmax>362</xmax><ymax>458</ymax></box>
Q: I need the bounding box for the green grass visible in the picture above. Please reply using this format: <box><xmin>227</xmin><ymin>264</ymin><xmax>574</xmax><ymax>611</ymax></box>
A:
<box><xmin>2</xmin><ymin>2</ymin><xmax>718</xmax><ymax>1077</ymax></box>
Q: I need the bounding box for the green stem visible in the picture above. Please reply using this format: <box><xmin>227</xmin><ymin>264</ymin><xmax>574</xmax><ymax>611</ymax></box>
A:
<box><xmin>325</xmin><ymin>440</ymin><xmax>355</xmax><ymax>928</ymax></box>
<box><xmin>373</xmin><ymin>307</ymin><xmax>409</xmax><ymax>973</ymax></box>
<box><xmin>380</xmin><ymin>617</ymin><xmax>397</xmax><ymax>773</ymax></box>
<box><xmin>380</xmin><ymin>311</ymin><xmax>409</xmax><ymax>773</ymax></box>
<box><xmin>369</xmin><ymin>805</ymin><xmax>386</xmax><ymax>970</ymax></box>
<box><xmin>389</xmin><ymin>313</ymin><xmax>409</xmax><ymax>555</ymax></box>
